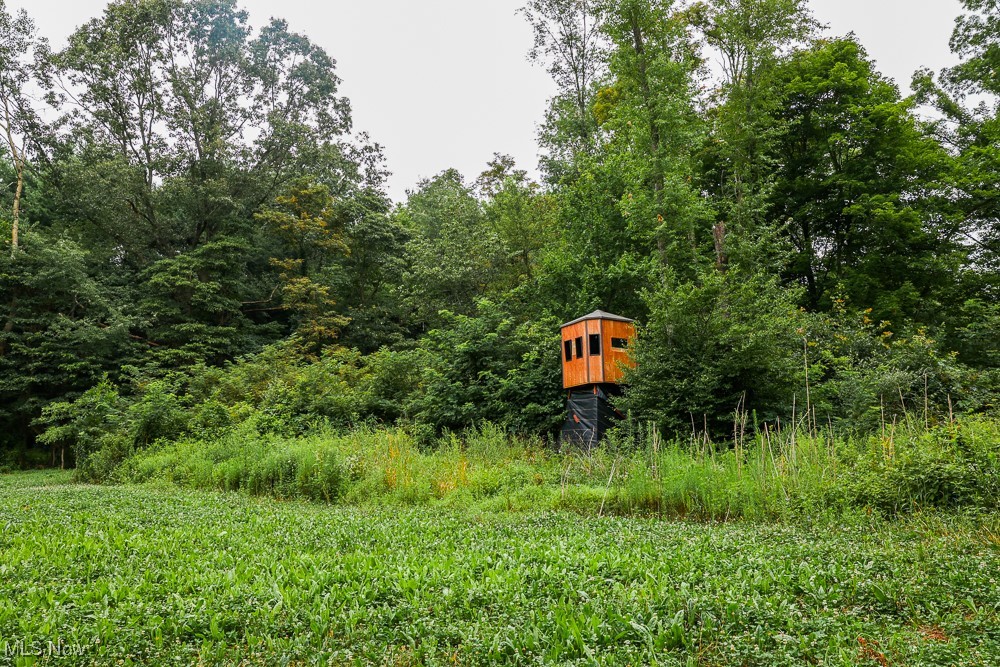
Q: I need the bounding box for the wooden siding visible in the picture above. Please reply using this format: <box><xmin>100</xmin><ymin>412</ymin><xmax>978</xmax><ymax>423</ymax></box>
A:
<box><xmin>601</xmin><ymin>319</ymin><xmax>636</xmax><ymax>384</ymax></box>
<box><xmin>586</xmin><ymin>319</ymin><xmax>604</xmax><ymax>384</ymax></box>
<box><xmin>561</xmin><ymin>321</ymin><xmax>589</xmax><ymax>389</ymax></box>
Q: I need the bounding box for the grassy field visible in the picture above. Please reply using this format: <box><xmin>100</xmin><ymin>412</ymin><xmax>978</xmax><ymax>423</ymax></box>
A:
<box><xmin>106</xmin><ymin>420</ymin><xmax>1000</xmax><ymax>523</ymax></box>
<box><xmin>1</xmin><ymin>471</ymin><xmax>998</xmax><ymax>665</ymax></box>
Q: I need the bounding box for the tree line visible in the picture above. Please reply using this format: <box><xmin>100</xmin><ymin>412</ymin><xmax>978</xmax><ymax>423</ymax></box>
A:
<box><xmin>1</xmin><ymin>0</ymin><xmax>998</xmax><ymax>469</ymax></box>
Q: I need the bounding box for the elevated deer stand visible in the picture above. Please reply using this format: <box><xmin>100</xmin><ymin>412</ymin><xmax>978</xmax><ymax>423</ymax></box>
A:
<box><xmin>559</xmin><ymin>310</ymin><xmax>636</xmax><ymax>448</ymax></box>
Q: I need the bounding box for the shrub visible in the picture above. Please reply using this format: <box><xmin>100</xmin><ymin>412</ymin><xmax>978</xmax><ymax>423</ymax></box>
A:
<box><xmin>408</xmin><ymin>301</ymin><xmax>563</xmax><ymax>436</ymax></box>
<box><xmin>621</xmin><ymin>268</ymin><xmax>806</xmax><ymax>436</ymax></box>
<box><xmin>807</xmin><ymin>303</ymin><xmax>977</xmax><ymax>431</ymax></box>
<box><xmin>35</xmin><ymin>379</ymin><xmax>126</xmax><ymax>480</ymax></box>
<box><xmin>848</xmin><ymin>421</ymin><xmax>1000</xmax><ymax>514</ymax></box>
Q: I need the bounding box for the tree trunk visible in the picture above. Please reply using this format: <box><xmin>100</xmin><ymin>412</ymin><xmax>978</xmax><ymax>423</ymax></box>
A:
<box><xmin>1</xmin><ymin>92</ymin><xmax>24</xmax><ymax>255</ymax></box>
<box><xmin>801</xmin><ymin>219</ymin><xmax>818</xmax><ymax>307</ymax></box>
<box><xmin>713</xmin><ymin>221</ymin><xmax>728</xmax><ymax>272</ymax></box>
<box><xmin>0</xmin><ymin>293</ymin><xmax>17</xmax><ymax>357</ymax></box>
<box><xmin>11</xmin><ymin>159</ymin><xmax>22</xmax><ymax>254</ymax></box>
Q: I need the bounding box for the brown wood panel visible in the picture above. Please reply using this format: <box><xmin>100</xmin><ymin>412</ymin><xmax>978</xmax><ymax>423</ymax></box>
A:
<box><xmin>602</xmin><ymin>319</ymin><xmax>636</xmax><ymax>384</ymax></box>
<box><xmin>587</xmin><ymin>319</ymin><xmax>604</xmax><ymax>384</ymax></box>
<box><xmin>561</xmin><ymin>321</ymin><xmax>589</xmax><ymax>389</ymax></box>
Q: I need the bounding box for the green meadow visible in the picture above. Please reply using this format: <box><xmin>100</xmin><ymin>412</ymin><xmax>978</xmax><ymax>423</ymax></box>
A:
<box><xmin>1</xmin><ymin>469</ymin><xmax>998</xmax><ymax>666</ymax></box>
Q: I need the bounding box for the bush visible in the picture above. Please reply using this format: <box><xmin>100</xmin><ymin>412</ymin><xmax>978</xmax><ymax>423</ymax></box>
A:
<box><xmin>35</xmin><ymin>379</ymin><xmax>126</xmax><ymax>480</ymax></box>
<box><xmin>295</xmin><ymin>447</ymin><xmax>346</xmax><ymax>502</ymax></box>
<box><xmin>621</xmin><ymin>268</ymin><xmax>806</xmax><ymax>435</ymax></box>
<box><xmin>408</xmin><ymin>301</ymin><xmax>563</xmax><ymax>436</ymax></box>
<box><xmin>807</xmin><ymin>304</ymin><xmax>978</xmax><ymax>431</ymax></box>
<box><xmin>848</xmin><ymin>421</ymin><xmax>1000</xmax><ymax>514</ymax></box>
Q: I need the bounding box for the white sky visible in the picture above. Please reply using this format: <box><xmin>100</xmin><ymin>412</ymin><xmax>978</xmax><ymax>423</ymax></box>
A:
<box><xmin>13</xmin><ymin>0</ymin><xmax>967</xmax><ymax>201</ymax></box>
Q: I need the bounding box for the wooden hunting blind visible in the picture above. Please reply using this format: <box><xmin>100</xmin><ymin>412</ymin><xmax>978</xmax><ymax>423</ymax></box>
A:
<box><xmin>560</xmin><ymin>311</ymin><xmax>636</xmax><ymax>447</ymax></box>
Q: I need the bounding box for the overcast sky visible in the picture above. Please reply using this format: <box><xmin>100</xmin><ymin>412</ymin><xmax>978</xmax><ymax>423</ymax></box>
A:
<box><xmin>13</xmin><ymin>0</ymin><xmax>966</xmax><ymax>201</ymax></box>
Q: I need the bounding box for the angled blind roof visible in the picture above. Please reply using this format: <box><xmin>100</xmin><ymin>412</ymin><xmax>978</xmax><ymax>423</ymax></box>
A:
<box><xmin>561</xmin><ymin>310</ymin><xmax>635</xmax><ymax>328</ymax></box>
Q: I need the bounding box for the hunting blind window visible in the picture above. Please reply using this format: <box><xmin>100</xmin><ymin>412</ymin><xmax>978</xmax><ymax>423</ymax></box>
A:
<box><xmin>611</xmin><ymin>337</ymin><xmax>628</xmax><ymax>350</ymax></box>
<box><xmin>575</xmin><ymin>337</ymin><xmax>583</xmax><ymax>359</ymax></box>
<box><xmin>589</xmin><ymin>334</ymin><xmax>601</xmax><ymax>356</ymax></box>
<box><xmin>564</xmin><ymin>340</ymin><xmax>573</xmax><ymax>361</ymax></box>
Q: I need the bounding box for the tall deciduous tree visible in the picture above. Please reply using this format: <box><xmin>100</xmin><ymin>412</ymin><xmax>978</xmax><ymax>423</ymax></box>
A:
<box><xmin>770</xmin><ymin>38</ymin><xmax>963</xmax><ymax>321</ymax></box>
<box><xmin>522</xmin><ymin>0</ymin><xmax>608</xmax><ymax>177</ymax></box>
<box><xmin>41</xmin><ymin>0</ymin><xmax>375</xmax><ymax>368</ymax></box>
<box><xmin>399</xmin><ymin>170</ymin><xmax>506</xmax><ymax>329</ymax></box>
<box><xmin>694</xmin><ymin>0</ymin><xmax>818</xmax><ymax>271</ymax></box>
<box><xmin>48</xmin><ymin>0</ymin><xmax>353</xmax><ymax>255</ymax></box>
<box><xmin>599</xmin><ymin>0</ymin><xmax>712</xmax><ymax>273</ymax></box>
<box><xmin>911</xmin><ymin>0</ymin><xmax>1000</xmax><ymax>366</ymax></box>
<box><xmin>329</xmin><ymin>188</ymin><xmax>409</xmax><ymax>353</ymax></box>
<box><xmin>477</xmin><ymin>154</ymin><xmax>561</xmax><ymax>287</ymax></box>
<box><xmin>931</xmin><ymin>0</ymin><xmax>1000</xmax><ymax>270</ymax></box>
<box><xmin>0</xmin><ymin>0</ymin><xmax>43</xmax><ymax>255</ymax></box>
<box><xmin>255</xmin><ymin>179</ymin><xmax>349</xmax><ymax>354</ymax></box>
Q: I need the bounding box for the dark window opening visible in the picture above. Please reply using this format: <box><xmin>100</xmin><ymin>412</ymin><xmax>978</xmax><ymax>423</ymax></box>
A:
<box><xmin>611</xmin><ymin>337</ymin><xmax>629</xmax><ymax>350</ymax></box>
<box><xmin>589</xmin><ymin>334</ymin><xmax>601</xmax><ymax>356</ymax></box>
<box><xmin>564</xmin><ymin>340</ymin><xmax>573</xmax><ymax>362</ymax></box>
<box><xmin>575</xmin><ymin>337</ymin><xmax>583</xmax><ymax>359</ymax></box>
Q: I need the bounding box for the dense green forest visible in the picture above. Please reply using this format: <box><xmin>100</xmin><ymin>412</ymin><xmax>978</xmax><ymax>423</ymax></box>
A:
<box><xmin>1</xmin><ymin>0</ymin><xmax>999</xmax><ymax>475</ymax></box>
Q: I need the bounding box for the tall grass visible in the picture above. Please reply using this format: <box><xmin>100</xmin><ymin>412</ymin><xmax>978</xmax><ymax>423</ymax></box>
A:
<box><xmin>114</xmin><ymin>417</ymin><xmax>1000</xmax><ymax>522</ymax></box>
